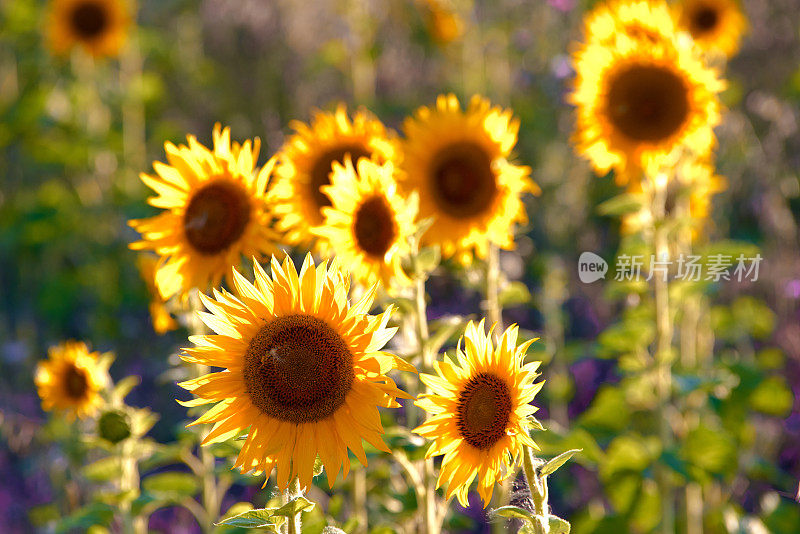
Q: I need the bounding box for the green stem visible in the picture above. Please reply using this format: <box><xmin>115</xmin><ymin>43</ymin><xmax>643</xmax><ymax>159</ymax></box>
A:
<box><xmin>486</xmin><ymin>243</ymin><xmax>503</xmax><ymax>333</ymax></box>
<box><xmin>286</xmin><ymin>477</ymin><xmax>303</xmax><ymax>534</ymax></box>
<box><xmin>651</xmin><ymin>175</ymin><xmax>675</xmax><ymax>534</ymax></box>
<box><xmin>411</xmin><ymin>246</ymin><xmax>438</xmax><ymax>534</ymax></box>
<box><xmin>522</xmin><ymin>445</ymin><xmax>549</xmax><ymax>534</ymax></box>
<box><xmin>188</xmin><ymin>292</ymin><xmax>221</xmax><ymax>533</ymax></box>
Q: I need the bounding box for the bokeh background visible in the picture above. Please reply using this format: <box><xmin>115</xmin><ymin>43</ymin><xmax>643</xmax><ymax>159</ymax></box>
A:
<box><xmin>1</xmin><ymin>0</ymin><xmax>799</xmax><ymax>532</ymax></box>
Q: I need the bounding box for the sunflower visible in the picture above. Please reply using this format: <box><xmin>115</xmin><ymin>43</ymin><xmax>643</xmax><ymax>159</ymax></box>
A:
<box><xmin>136</xmin><ymin>254</ymin><xmax>178</xmax><ymax>334</ymax></box>
<box><xmin>313</xmin><ymin>158</ymin><xmax>417</xmax><ymax>291</ymax></box>
<box><xmin>414</xmin><ymin>320</ymin><xmax>543</xmax><ymax>507</ymax></box>
<box><xmin>35</xmin><ymin>341</ymin><xmax>111</xmax><ymax>420</ymax></box>
<box><xmin>178</xmin><ymin>255</ymin><xmax>415</xmax><ymax>490</ymax></box>
<box><xmin>569</xmin><ymin>19</ymin><xmax>724</xmax><ymax>184</ymax></box>
<box><xmin>129</xmin><ymin>124</ymin><xmax>280</xmax><ymax>302</ymax></box>
<box><xmin>269</xmin><ymin>105</ymin><xmax>399</xmax><ymax>253</ymax></box>
<box><xmin>420</xmin><ymin>0</ymin><xmax>464</xmax><ymax>45</ymax></box>
<box><xmin>583</xmin><ymin>0</ymin><xmax>678</xmax><ymax>47</ymax></box>
<box><xmin>675</xmin><ymin>0</ymin><xmax>748</xmax><ymax>58</ymax></box>
<box><xmin>47</xmin><ymin>0</ymin><xmax>132</xmax><ymax>58</ymax></box>
<box><xmin>400</xmin><ymin>94</ymin><xmax>537</xmax><ymax>264</ymax></box>
<box><xmin>622</xmin><ymin>157</ymin><xmax>726</xmax><ymax>236</ymax></box>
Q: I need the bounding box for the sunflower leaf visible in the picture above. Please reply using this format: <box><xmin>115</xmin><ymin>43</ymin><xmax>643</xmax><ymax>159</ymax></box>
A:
<box><xmin>215</xmin><ymin>508</ymin><xmax>282</xmax><ymax>530</ymax></box>
<box><xmin>597</xmin><ymin>192</ymin><xmax>644</xmax><ymax>216</ymax></box>
<box><xmin>539</xmin><ymin>449</ymin><xmax>582</xmax><ymax>477</ymax></box>
<box><xmin>272</xmin><ymin>496</ymin><xmax>316</xmax><ymax>518</ymax></box>
<box><xmin>490</xmin><ymin>505</ymin><xmax>536</xmax><ymax>523</ymax></box>
<box><xmin>548</xmin><ymin>515</ymin><xmax>571</xmax><ymax>533</ymax></box>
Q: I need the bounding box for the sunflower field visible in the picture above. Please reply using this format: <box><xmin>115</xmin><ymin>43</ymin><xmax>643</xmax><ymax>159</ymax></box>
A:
<box><xmin>2</xmin><ymin>0</ymin><xmax>800</xmax><ymax>533</ymax></box>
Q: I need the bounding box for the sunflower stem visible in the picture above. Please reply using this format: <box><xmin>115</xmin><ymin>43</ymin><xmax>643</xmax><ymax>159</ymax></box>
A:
<box><xmin>188</xmin><ymin>291</ymin><xmax>221</xmax><ymax>533</ymax></box>
<box><xmin>486</xmin><ymin>243</ymin><xmax>504</xmax><ymax>336</ymax></box>
<box><xmin>286</xmin><ymin>477</ymin><xmax>303</xmax><ymax>534</ymax></box>
<box><xmin>649</xmin><ymin>173</ymin><xmax>675</xmax><ymax>534</ymax></box>
<box><xmin>522</xmin><ymin>445</ymin><xmax>549</xmax><ymax>534</ymax></box>
<box><xmin>411</xmin><ymin>243</ymin><xmax>439</xmax><ymax>534</ymax></box>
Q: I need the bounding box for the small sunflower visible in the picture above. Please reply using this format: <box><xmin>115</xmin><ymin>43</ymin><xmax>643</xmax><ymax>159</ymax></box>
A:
<box><xmin>414</xmin><ymin>320</ymin><xmax>543</xmax><ymax>507</ymax></box>
<box><xmin>35</xmin><ymin>341</ymin><xmax>111</xmax><ymax>420</ymax></box>
<box><xmin>583</xmin><ymin>0</ymin><xmax>678</xmax><ymax>46</ymax></box>
<box><xmin>569</xmin><ymin>19</ymin><xmax>724</xmax><ymax>184</ymax></box>
<box><xmin>270</xmin><ymin>105</ymin><xmax>399</xmax><ymax>252</ymax></box>
<box><xmin>400</xmin><ymin>94</ymin><xmax>537</xmax><ymax>264</ymax></box>
<box><xmin>313</xmin><ymin>158</ymin><xmax>417</xmax><ymax>291</ymax></box>
<box><xmin>675</xmin><ymin>0</ymin><xmax>748</xmax><ymax>58</ymax></box>
<box><xmin>129</xmin><ymin>124</ymin><xmax>280</xmax><ymax>301</ymax></box>
<box><xmin>622</xmin><ymin>157</ymin><xmax>726</xmax><ymax>236</ymax></box>
<box><xmin>47</xmin><ymin>0</ymin><xmax>132</xmax><ymax>58</ymax></box>
<box><xmin>136</xmin><ymin>254</ymin><xmax>178</xmax><ymax>334</ymax></box>
<box><xmin>179</xmin><ymin>255</ymin><xmax>415</xmax><ymax>490</ymax></box>
<box><xmin>420</xmin><ymin>0</ymin><xmax>464</xmax><ymax>45</ymax></box>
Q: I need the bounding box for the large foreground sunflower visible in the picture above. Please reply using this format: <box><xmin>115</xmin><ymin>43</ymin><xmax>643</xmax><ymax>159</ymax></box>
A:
<box><xmin>314</xmin><ymin>158</ymin><xmax>418</xmax><ymax>290</ymax></box>
<box><xmin>569</xmin><ymin>6</ymin><xmax>724</xmax><ymax>183</ymax></box>
<box><xmin>129</xmin><ymin>124</ymin><xmax>279</xmax><ymax>301</ymax></box>
<box><xmin>47</xmin><ymin>0</ymin><xmax>132</xmax><ymax>58</ymax></box>
<box><xmin>414</xmin><ymin>321</ymin><xmax>543</xmax><ymax>507</ymax></box>
<box><xmin>179</xmin><ymin>255</ymin><xmax>415</xmax><ymax>490</ymax></box>
<box><xmin>675</xmin><ymin>0</ymin><xmax>748</xmax><ymax>58</ymax></box>
<box><xmin>400</xmin><ymin>94</ymin><xmax>537</xmax><ymax>264</ymax></box>
<box><xmin>270</xmin><ymin>105</ymin><xmax>399</xmax><ymax>252</ymax></box>
<box><xmin>35</xmin><ymin>341</ymin><xmax>111</xmax><ymax>419</ymax></box>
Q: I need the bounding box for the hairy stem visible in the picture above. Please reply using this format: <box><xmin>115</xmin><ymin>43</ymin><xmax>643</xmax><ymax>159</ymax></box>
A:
<box><xmin>522</xmin><ymin>445</ymin><xmax>549</xmax><ymax>534</ymax></box>
<box><xmin>286</xmin><ymin>477</ymin><xmax>303</xmax><ymax>534</ymax></box>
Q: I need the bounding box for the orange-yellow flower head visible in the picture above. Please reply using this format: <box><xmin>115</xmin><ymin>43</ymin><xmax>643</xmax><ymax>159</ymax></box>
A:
<box><xmin>675</xmin><ymin>0</ymin><xmax>748</xmax><ymax>58</ymax></box>
<box><xmin>47</xmin><ymin>0</ymin><xmax>132</xmax><ymax>58</ymax></box>
<box><xmin>314</xmin><ymin>158</ymin><xmax>418</xmax><ymax>291</ymax></box>
<box><xmin>35</xmin><ymin>341</ymin><xmax>111</xmax><ymax>420</ymax></box>
<box><xmin>414</xmin><ymin>321</ymin><xmax>543</xmax><ymax>507</ymax></box>
<box><xmin>569</xmin><ymin>0</ymin><xmax>725</xmax><ymax>184</ymax></box>
<box><xmin>179</xmin><ymin>255</ymin><xmax>415</xmax><ymax>490</ymax></box>
<box><xmin>129</xmin><ymin>125</ymin><xmax>280</xmax><ymax>301</ymax></box>
<box><xmin>269</xmin><ymin>105</ymin><xmax>399</xmax><ymax>253</ymax></box>
<box><xmin>400</xmin><ymin>94</ymin><xmax>537</xmax><ymax>264</ymax></box>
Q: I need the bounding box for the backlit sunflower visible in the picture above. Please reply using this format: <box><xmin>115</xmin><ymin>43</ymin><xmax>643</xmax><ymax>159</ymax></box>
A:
<box><xmin>136</xmin><ymin>254</ymin><xmax>178</xmax><ymax>334</ymax></box>
<box><xmin>569</xmin><ymin>21</ymin><xmax>724</xmax><ymax>184</ymax></box>
<box><xmin>583</xmin><ymin>0</ymin><xmax>678</xmax><ymax>46</ymax></box>
<box><xmin>414</xmin><ymin>320</ymin><xmax>543</xmax><ymax>507</ymax></box>
<box><xmin>313</xmin><ymin>158</ymin><xmax>417</xmax><ymax>291</ymax></box>
<box><xmin>270</xmin><ymin>105</ymin><xmax>399</xmax><ymax>252</ymax></box>
<box><xmin>129</xmin><ymin>124</ymin><xmax>280</xmax><ymax>301</ymax></box>
<box><xmin>179</xmin><ymin>255</ymin><xmax>415</xmax><ymax>490</ymax></box>
<box><xmin>47</xmin><ymin>0</ymin><xmax>132</xmax><ymax>58</ymax></box>
<box><xmin>622</xmin><ymin>157</ymin><xmax>726</xmax><ymax>237</ymax></box>
<box><xmin>400</xmin><ymin>94</ymin><xmax>537</xmax><ymax>264</ymax></box>
<box><xmin>675</xmin><ymin>0</ymin><xmax>748</xmax><ymax>58</ymax></box>
<box><xmin>35</xmin><ymin>341</ymin><xmax>111</xmax><ymax>420</ymax></box>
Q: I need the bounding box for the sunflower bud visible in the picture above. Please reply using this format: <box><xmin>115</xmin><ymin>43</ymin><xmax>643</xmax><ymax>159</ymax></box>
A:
<box><xmin>97</xmin><ymin>409</ymin><xmax>131</xmax><ymax>444</ymax></box>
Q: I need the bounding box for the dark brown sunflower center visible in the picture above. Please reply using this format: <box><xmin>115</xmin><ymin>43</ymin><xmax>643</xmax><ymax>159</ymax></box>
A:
<box><xmin>183</xmin><ymin>181</ymin><xmax>251</xmax><ymax>255</ymax></box>
<box><xmin>243</xmin><ymin>314</ymin><xmax>355</xmax><ymax>424</ymax></box>
<box><xmin>606</xmin><ymin>64</ymin><xmax>690</xmax><ymax>144</ymax></box>
<box><xmin>70</xmin><ymin>2</ymin><xmax>108</xmax><ymax>39</ymax></box>
<box><xmin>430</xmin><ymin>142</ymin><xmax>498</xmax><ymax>218</ymax></box>
<box><xmin>353</xmin><ymin>195</ymin><xmax>397</xmax><ymax>258</ymax></box>
<box><xmin>692</xmin><ymin>6</ymin><xmax>719</xmax><ymax>33</ymax></box>
<box><xmin>310</xmin><ymin>145</ymin><xmax>371</xmax><ymax>212</ymax></box>
<box><xmin>456</xmin><ymin>372</ymin><xmax>513</xmax><ymax>450</ymax></box>
<box><xmin>64</xmin><ymin>365</ymin><xmax>89</xmax><ymax>400</ymax></box>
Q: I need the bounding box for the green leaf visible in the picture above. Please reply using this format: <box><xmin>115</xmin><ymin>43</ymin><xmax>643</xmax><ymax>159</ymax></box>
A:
<box><xmin>272</xmin><ymin>496</ymin><xmax>316</xmax><ymax>518</ymax></box>
<box><xmin>498</xmin><ymin>281</ymin><xmax>531</xmax><ymax>307</ymax></box>
<box><xmin>416</xmin><ymin>246</ymin><xmax>441</xmax><ymax>274</ymax></box>
<box><xmin>750</xmin><ymin>376</ymin><xmax>794</xmax><ymax>417</ymax></box>
<box><xmin>491</xmin><ymin>505</ymin><xmax>536</xmax><ymax>523</ymax></box>
<box><xmin>142</xmin><ymin>472</ymin><xmax>200</xmax><ymax>500</ymax></box>
<box><xmin>426</xmin><ymin>316</ymin><xmax>465</xmax><ymax>355</ymax></box>
<box><xmin>113</xmin><ymin>375</ymin><xmax>140</xmax><ymax>401</ymax></box>
<box><xmin>597</xmin><ymin>192</ymin><xmax>644</xmax><ymax>216</ymax></box>
<box><xmin>82</xmin><ymin>457</ymin><xmax>122</xmax><ymax>482</ymax></box>
<box><xmin>215</xmin><ymin>508</ymin><xmax>282</xmax><ymax>531</ymax></box>
<box><xmin>539</xmin><ymin>449</ymin><xmax>581</xmax><ymax>477</ymax></box>
<box><xmin>549</xmin><ymin>515</ymin><xmax>571</xmax><ymax>534</ymax></box>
